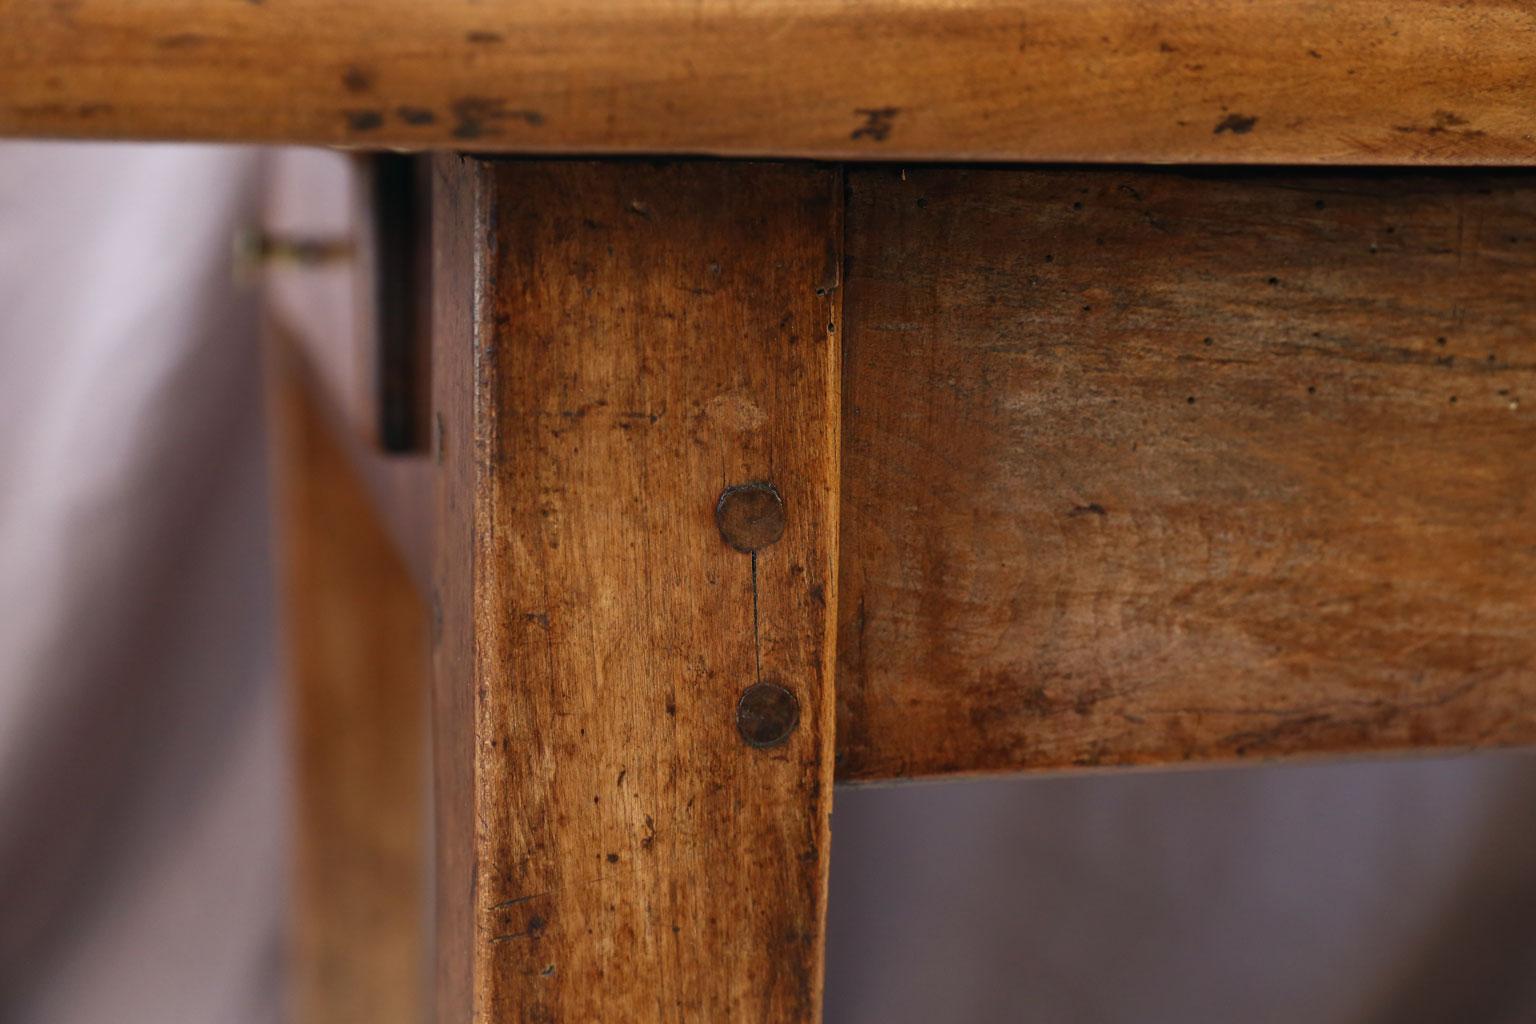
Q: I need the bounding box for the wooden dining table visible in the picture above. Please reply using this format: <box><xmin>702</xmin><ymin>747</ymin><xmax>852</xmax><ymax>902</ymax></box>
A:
<box><xmin>5</xmin><ymin>2</ymin><xmax>1536</xmax><ymax>1020</ymax></box>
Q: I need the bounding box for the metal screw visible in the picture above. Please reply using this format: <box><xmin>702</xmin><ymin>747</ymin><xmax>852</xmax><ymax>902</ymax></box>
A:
<box><xmin>736</xmin><ymin>682</ymin><xmax>800</xmax><ymax>748</ymax></box>
<box><xmin>232</xmin><ymin>228</ymin><xmax>353</xmax><ymax>284</ymax></box>
<box><xmin>715</xmin><ymin>482</ymin><xmax>786</xmax><ymax>553</ymax></box>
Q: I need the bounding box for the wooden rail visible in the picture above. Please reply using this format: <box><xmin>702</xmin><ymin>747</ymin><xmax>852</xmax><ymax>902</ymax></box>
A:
<box><xmin>836</xmin><ymin>166</ymin><xmax>1536</xmax><ymax>780</ymax></box>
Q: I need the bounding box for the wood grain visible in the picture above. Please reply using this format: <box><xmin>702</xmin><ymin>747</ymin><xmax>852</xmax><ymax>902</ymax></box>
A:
<box><xmin>270</xmin><ymin>333</ymin><xmax>428</xmax><ymax>1024</ymax></box>
<box><xmin>4</xmin><ymin>0</ymin><xmax>1536</xmax><ymax>163</ymax></box>
<box><xmin>431</xmin><ymin>158</ymin><xmax>841</xmax><ymax>1021</ymax></box>
<box><xmin>836</xmin><ymin>166</ymin><xmax>1536</xmax><ymax>781</ymax></box>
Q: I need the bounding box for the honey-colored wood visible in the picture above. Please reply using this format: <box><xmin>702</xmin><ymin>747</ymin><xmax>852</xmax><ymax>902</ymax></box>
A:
<box><xmin>270</xmin><ymin>332</ymin><xmax>428</xmax><ymax>1024</ymax></box>
<box><xmin>431</xmin><ymin>158</ymin><xmax>841</xmax><ymax>1021</ymax></box>
<box><xmin>4</xmin><ymin>1</ymin><xmax>1535</xmax><ymax>163</ymax></box>
<box><xmin>836</xmin><ymin>167</ymin><xmax>1536</xmax><ymax>781</ymax></box>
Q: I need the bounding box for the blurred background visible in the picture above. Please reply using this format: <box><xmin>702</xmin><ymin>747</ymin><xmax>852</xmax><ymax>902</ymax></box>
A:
<box><xmin>2</xmin><ymin>142</ymin><xmax>1535</xmax><ymax>1023</ymax></box>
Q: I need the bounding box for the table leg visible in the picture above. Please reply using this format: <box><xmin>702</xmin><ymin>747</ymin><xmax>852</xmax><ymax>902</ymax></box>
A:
<box><xmin>429</xmin><ymin>157</ymin><xmax>842</xmax><ymax>1022</ymax></box>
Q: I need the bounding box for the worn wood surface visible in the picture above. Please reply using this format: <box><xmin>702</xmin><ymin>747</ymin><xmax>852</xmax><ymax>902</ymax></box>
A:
<box><xmin>4</xmin><ymin>0</ymin><xmax>1536</xmax><ymax>163</ymax></box>
<box><xmin>432</xmin><ymin>158</ymin><xmax>841</xmax><ymax>1021</ymax></box>
<box><xmin>270</xmin><ymin>334</ymin><xmax>428</xmax><ymax>1024</ymax></box>
<box><xmin>836</xmin><ymin>166</ymin><xmax>1536</xmax><ymax>781</ymax></box>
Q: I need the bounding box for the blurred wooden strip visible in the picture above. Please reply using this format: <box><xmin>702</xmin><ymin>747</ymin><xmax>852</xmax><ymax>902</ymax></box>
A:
<box><xmin>431</xmin><ymin>158</ymin><xmax>841</xmax><ymax>1021</ymax></box>
<box><xmin>2</xmin><ymin>0</ymin><xmax>1534</xmax><ymax>162</ymax></box>
<box><xmin>262</xmin><ymin>148</ymin><xmax>432</xmax><ymax>587</ymax></box>
<box><xmin>267</xmin><ymin>314</ymin><xmax>433</xmax><ymax>590</ymax></box>
<box><xmin>269</xmin><ymin>334</ymin><xmax>428</xmax><ymax>1024</ymax></box>
<box><xmin>836</xmin><ymin>166</ymin><xmax>1536</xmax><ymax>781</ymax></box>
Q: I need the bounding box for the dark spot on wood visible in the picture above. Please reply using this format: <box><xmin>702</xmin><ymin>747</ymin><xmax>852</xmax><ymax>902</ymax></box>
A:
<box><xmin>605</xmin><ymin>852</ymin><xmax>620</xmax><ymax>863</ymax></box>
<box><xmin>451</xmin><ymin>96</ymin><xmax>545</xmax><ymax>139</ymax></box>
<box><xmin>1392</xmin><ymin>110</ymin><xmax>1486</xmax><ymax>139</ymax></box>
<box><xmin>851</xmin><ymin>106</ymin><xmax>900</xmax><ymax>142</ymax></box>
<box><xmin>344</xmin><ymin>109</ymin><xmax>384</xmax><ymax>131</ymax></box>
<box><xmin>1158</xmin><ymin>40</ymin><xmax>1176</xmax><ymax>52</ymax></box>
<box><xmin>716</xmin><ymin>483</ymin><xmax>786</xmax><ymax>553</ymax></box>
<box><xmin>341</xmin><ymin>66</ymin><xmax>372</xmax><ymax>92</ymax></box>
<box><xmin>1214</xmin><ymin>113</ymin><xmax>1258</xmax><ymax>135</ymax></box>
<box><xmin>808</xmin><ymin>583</ymin><xmax>825</xmax><ymax>606</ymax></box>
<box><xmin>396</xmin><ymin>105</ymin><xmax>436</xmax><ymax>125</ymax></box>
<box><xmin>157</xmin><ymin>33</ymin><xmax>206</xmax><ymax>48</ymax></box>
<box><xmin>736</xmin><ymin>682</ymin><xmax>800</xmax><ymax>748</ymax></box>
<box><xmin>1308</xmin><ymin>49</ymin><xmax>1323</xmax><ymax>58</ymax></box>
<box><xmin>466</xmin><ymin>30</ymin><xmax>504</xmax><ymax>43</ymax></box>
<box><xmin>1068</xmin><ymin>503</ymin><xmax>1107</xmax><ymax>518</ymax></box>
<box><xmin>1016</xmin><ymin>685</ymin><xmax>1055</xmax><ymax>717</ymax></box>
